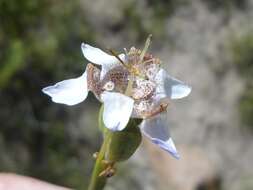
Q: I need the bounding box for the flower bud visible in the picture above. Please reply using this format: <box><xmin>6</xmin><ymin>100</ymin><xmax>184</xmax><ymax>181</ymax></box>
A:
<box><xmin>99</xmin><ymin>105</ymin><xmax>142</xmax><ymax>162</ymax></box>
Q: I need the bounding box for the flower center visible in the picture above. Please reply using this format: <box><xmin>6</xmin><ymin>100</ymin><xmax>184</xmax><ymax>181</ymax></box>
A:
<box><xmin>132</xmin><ymin>79</ymin><xmax>156</xmax><ymax>100</ymax></box>
<box><xmin>87</xmin><ymin>35</ymin><xmax>168</xmax><ymax>118</ymax></box>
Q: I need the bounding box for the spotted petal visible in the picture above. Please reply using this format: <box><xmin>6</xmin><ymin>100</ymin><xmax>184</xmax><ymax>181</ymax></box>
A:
<box><xmin>155</xmin><ymin>69</ymin><xmax>191</xmax><ymax>100</ymax></box>
<box><xmin>81</xmin><ymin>43</ymin><xmax>125</xmax><ymax>79</ymax></box>
<box><xmin>42</xmin><ymin>71</ymin><xmax>88</xmax><ymax>106</ymax></box>
<box><xmin>140</xmin><ymin>115</ymin><xmax>179</xmax><ymax>159</ymax></box>
<box><xmin>101</xmin><ymin>92</ymin><xmax>134</xmax><ymax>131</ymax></box>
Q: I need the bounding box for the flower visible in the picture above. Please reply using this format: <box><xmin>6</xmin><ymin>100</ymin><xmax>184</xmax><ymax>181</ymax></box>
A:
<box><xmin>42</xmin><ymin>37</ymin><xmax>191</xmax><ymax>159</ymax></box>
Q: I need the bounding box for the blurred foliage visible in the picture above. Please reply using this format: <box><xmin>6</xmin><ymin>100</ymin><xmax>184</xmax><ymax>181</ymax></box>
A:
<box><xmin>0</xmin><ymin>0</ymin><xmax>187</xmax><ymax>188</ymax></box>
<box><xmin>201</xmin><ymin>0</ymin><xmax>247</xmax><ymax>10</ymax></box>
<box><xmin>230</xmin><ymin>32</ymin><xmax>253</xmax><ymax>78</ymax></box>
<box><xmin>239</xmin><ymin>87</ymin><xmax>253</xmax><ymax>130</ymax></box>
<box><xmin>146</xmin><ymin>0</ymin><xmax>186</xmax><ymax>17</ymax></box>
<box><xmin>0</xmin><ymin>0</ymin><xmax>183</xmax><ymax>188</ymax></box>
<box><xmin>0</xmin><ymin>40</ymin><xmax>26</xmax><ymax>87</ymax></box>
<box><xmin>229</xmin><ymin>31</ymin><xmax>253</xmax><ymax>131</ymax></box>
<box><xmin>145</xmin><ymin>0</ymin><xmax>187</xmax><ymax>39</ymax></box>
<box><xmin>122</xmin><ymin>3</ymin><xmax>150</xmax><ymax>41</ymax></box>
<box><xmin>0</xmin><ymin>0</ymin><xmax>96</xmax><ymax>188</ymax></box>
<box><xmin>196</xmin><ymin>175</ymin><xmax>222</xmax><ymax>190</ymax></box>
<box><xmin>110</xmin><ymin>0</ymin><xmax>187</xmax><ymax>42</ymax></box>
<box><xmin>1</xmin><ymin>0</ymin><xmax>251</xmax><ymax>189</ymax></box>
<box><xmin>239</xmin><ymin>176</ymin><xmax>253</xmax><ymax>190</ymax></box>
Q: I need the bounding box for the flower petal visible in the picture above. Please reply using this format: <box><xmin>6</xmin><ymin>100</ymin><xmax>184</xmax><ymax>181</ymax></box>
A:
<box><xmin>81</xmin><ymin>43</ymin><xmax>125</xmax><ymax>66</ymax></box>
<box><xmin>42</xmin><ymin>71</ymin><xmax>88</xmax><ymax>106</ymax></box>
<box><xmin>81</xmin><ymin>43</ymin><xmax>125</xmax><ymax>79</ymax></box>
<box><xmin>101</xmin><ymin>92</ymin><xmax>134</xmax><ymax>131</ymax></box>
<box><xmin>140</xmin><ymin>115</ymin><xmax>180</xmax><ymax>159</ymax></box>
<box><xmin>155</xmin><ymin>68</ymin><xmax>191</xmax><ymax>100</ymax></box>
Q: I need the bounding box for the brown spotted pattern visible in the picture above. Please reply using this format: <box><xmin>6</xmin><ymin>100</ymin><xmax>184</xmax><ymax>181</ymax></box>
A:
<box><xmin>87</xmin><ymin>47</ymin><xmax>168</xmax><ymax>118</ymax></box>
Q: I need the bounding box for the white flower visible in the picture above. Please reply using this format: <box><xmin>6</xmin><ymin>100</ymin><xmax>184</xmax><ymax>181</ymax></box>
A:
<box><xmin>42</xmin><ymin>41</ymin><xmax>191</xmax><ymax>159</ymax></box>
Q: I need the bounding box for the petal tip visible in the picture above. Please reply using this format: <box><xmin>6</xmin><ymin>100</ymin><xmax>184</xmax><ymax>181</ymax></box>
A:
<box><xmin>167</xmin><ymin>138</ymin><xmax>180</xmax><ymax>159</ymax></box>
<box><xmin>150</xmin><ymin>137</ymin><xmax>180</xmax><ymax>159</ymax></box>
<box><xmin>175</xmin><ymin>154</ymin><xmax>180</xmax><ymax>160</ymax></box>
<box><xmin>170</xmin><ymin>150</ymin><xmax>180</xmax><ymax>160</ymax></box>
<box><xmin>171</xmin><ymin>84</ymin><xmax>192</xmax><ymax>99</ymax></box>
<box><xmin>41</xmin><ymin>71</ymin><xmax>88</xmax><ymax>106</ymax></box>
<box><xmin>42</xmin><ymin>86</ymin><xmax>52</xmax><ymax>96</ymax></box>
<box><xmin>184</xmin><ymin>85</ymin><xmax>192</xmax><ymax>97</ymax></box>
<box><xmin>42</xmin><ymin>87</ymin><xmax>47</xmax><ymax>94</ymax></box>
<box><xmin>81</xmin><ymin>43</ymin><xmax>88</xmax><ymax>53</ymax></box>
<box><xmin>81</xmin><ymin>42</ymin><xmax>87</xmax><ymax>49</ymax></box>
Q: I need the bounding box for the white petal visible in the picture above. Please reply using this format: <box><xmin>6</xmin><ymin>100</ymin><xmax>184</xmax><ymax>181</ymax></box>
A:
<box><xmin>81</xmin><ymin>43</ymin><xmax>125</xmax><ymax>79</ymax></box>
<box><xmin>140</xmin><ymin>115</ymin><xmax>180</xmax><ymax>159</ymax></box>
<box><xmin>81</xmin><ymin>43</ymin><xmax>125</xmax><ymax>66</ymax></box>
<box><xmin>101</xmin><ymin>92</ymin><xmax>134</xmax><ymax>131</ymax></box>
<box><xmin>155</xmin><ymin>69</ymin><xmax>191</xmax><ymax>100</ymax></box>
<box><xmin>42</xmin><ymin>71</ymin><xmax>88</xmax><ymax>106</ymax></box>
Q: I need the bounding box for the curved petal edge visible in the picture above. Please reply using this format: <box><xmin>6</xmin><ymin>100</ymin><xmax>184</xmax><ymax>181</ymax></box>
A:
<box><xmin>81</xmin><ymin>43</ymin><xmax>125</xmax><ymax>67</ymax></box>
<box><xmin>155</xmin><ymin>68</ymin><xmax>191</xmax><ymax>100</ymax></box>
<box><xmin>140</xmin><ymin>115</ymin><xmax>180</xmax><ymax>159</ymax></box>
<box><xmin>101</xmin><ymin>92</ymin><xmax>134</xmax><ymax>131</ymax></box>
<box><xmin>42</xmin><ymin>71</ymin><xmax>88</xmax><ymax>106</ymax></box>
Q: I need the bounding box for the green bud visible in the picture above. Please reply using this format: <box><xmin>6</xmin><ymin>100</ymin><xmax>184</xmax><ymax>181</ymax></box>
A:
<box><xmin>99</xmin><ymin>105</ymin><xmax>142</xmax><ymax>162</ymax></box>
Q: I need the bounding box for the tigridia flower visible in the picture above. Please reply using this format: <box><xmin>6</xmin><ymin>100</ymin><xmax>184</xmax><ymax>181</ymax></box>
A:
<box><xmin>42</xmin><ymin>37</ymin><xmax>191</xmax><ymax>159</ymax></box>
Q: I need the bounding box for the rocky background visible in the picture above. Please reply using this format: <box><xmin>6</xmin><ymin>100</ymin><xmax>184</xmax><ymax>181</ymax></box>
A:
<box><xmin>1</xmin><ymin>0</ymin><xmax>253</xmax><ymax>189</ymax></box>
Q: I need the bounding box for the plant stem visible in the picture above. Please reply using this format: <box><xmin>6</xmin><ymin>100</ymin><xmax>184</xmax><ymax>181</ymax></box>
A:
<box><xmin>88</xmin><ymin>133</ymin><xmax>111</xmax><ymax>190</ymax></box>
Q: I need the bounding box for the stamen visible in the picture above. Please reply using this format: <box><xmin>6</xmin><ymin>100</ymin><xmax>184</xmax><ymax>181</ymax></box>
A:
<box><xmin>142</xmin><ymin>58</ymin><xmax>154</xmax><ymax>65</ymax></box>
<box><xmin>138</xmin><ymin>34</ymin><xmax>152</xmax><ymax>64</ymax></box>
<box><xmin>110</xmin><ymin>49</ymin><xmax>145</xmax><ymax>78</ymax></box>
<box><xmin>109</xmin><ymin>49</ymin><xmax>129</xmax><ymax>68</ymax></box>
<box><xmin>125</xmin><ymin>74</ymin><xmax>134</xmax><ymax>96</ymax></box>
<box><xmin>143</xmin><ymin>102</ymin><xmax>169</xmax><ymax>119</ymax></box>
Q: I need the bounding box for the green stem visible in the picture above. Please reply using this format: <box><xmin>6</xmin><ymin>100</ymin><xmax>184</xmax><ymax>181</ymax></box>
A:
<box><xmin>88</xmin><ymin>133</ymin><xmax>111</xmax><ymax>190</ymax></box>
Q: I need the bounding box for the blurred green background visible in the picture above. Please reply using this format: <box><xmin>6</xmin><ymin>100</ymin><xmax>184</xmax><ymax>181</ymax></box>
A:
<box><xmin>0</xmin><ymin>0</ymin><xmax>253</xmax><ymax>190</ymax></box>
